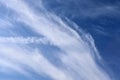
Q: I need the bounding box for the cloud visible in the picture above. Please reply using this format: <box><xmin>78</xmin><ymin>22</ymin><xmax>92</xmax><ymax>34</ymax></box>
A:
<box><xmin>0</xmin><ymin>59</ymin><xmax>29</xmax><ymax>76</ymax></box>
<box><xmin>0</xmin><ymin>19</ymin><xmax>13</xmax><ymax>28</ymax></box>
<box><xmin>0</xmin><ymin>0</ymin><xmax>113</xmax><ymax>80</ymax></box>
<box><xmin>0</xmin><ymin>36</ymin><xmax>50</xmax><ymax>44</ymax></box>
<box><xmin>0</xmin><ymin>44</ymin><xmax>73</xmax><ymax>80</ymax></box>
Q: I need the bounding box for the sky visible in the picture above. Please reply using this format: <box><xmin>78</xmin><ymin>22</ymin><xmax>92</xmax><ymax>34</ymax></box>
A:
<box><xmin>0</xmin><ymin>0</ymin><xmax>120</xmax><ymax>80</ymax></box>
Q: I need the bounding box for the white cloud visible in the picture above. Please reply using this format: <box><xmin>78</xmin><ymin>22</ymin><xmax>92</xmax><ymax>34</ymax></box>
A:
<box><xmin>0</xmin><ymin>37</ymin><xmax>50</xmax><ymax>44</ymax></box>
<box><xmin>0</xmin><ymin>59</ymin><xmax>29</xmax><ymax>76</ymax></box>
<box><xmin>0</xmin><ymin>44</ymin><xmax>73</xmax><ymax>80</ymax></box>
<box><xmin>0</xmin><ymin>0</ymin><xmax>113</xmax><ymax>80</ymax></box>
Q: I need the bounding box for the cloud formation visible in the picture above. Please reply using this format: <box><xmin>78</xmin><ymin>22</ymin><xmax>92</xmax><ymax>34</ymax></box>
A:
<box><xmin>0</xmin><ymin>37</ymin><xmax>50</xmax><ymax>44</ymax></box>
<box><xmin>0</xmin><ymin>0</ymin><xmax>113</xmax><ymax>80</ymax></box>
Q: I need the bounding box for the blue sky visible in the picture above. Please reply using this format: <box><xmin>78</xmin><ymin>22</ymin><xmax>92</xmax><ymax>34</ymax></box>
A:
<box><xmin>0</xmin><ymin>0</ymin><xmax>120</xmax><ymax>80</ymax></box>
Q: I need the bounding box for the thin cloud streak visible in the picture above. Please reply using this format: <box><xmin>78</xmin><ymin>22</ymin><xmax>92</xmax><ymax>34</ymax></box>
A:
<box><xmin>0</xmin><ymin>0</ymin><xmax>113</xmax><ymax>80</ymax></box>
<box><xmin>0</xmin><ymin>37</ymin><xmax>50</xmax><ymax>44</ymax></box>
<box><xmin>0</xmin><ymin>19</ymin><xmax>13</xmax><ymax>28</ymax></box>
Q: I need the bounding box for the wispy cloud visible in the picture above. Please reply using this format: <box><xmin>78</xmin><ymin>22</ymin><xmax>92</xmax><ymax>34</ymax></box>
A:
<box><xmin>0</xmin><ymin>44</ymin><xmax>73</xmax><ymax>80</ymax></box>
<box><xmin>0</xmin><ymin>0</ymin><xmax>113</xmax><ymax>80</ymax></box>
<box><xmin>0</xmin><ymin>19</ymin><xmax>13</xmax><ymax>28</ymax></box>
<box><xmin>0</xmin><ymin>37</ymin><xmax>50</xmax><ymax>44</ymax></box>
